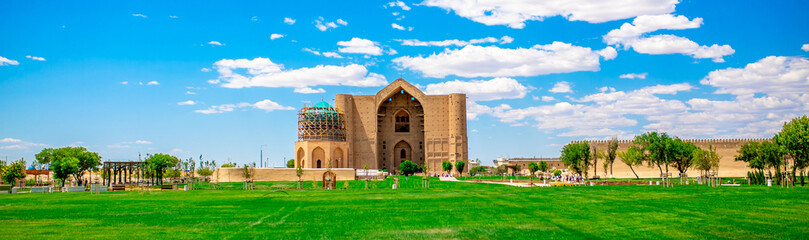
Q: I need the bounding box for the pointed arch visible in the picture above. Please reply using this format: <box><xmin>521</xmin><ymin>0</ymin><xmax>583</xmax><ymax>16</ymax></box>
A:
<box><xmin>296</xmin><ymin>148</ymin><xmax>305</xmax><ymax>168</ymax></box>
<box><xmin>333</xmin><ymin>147</ymin><xmax>344</xmax><ymax>168</ymax></box>
<box><xmin>312</xmin><ymin>147</ymin><xmax>325</xmax><ymax>169</ymax></box>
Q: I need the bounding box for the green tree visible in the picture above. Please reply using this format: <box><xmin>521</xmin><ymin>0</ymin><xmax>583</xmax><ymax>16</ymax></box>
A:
<box><xmin>399</xmin><ymin>160</ymin><xmax>420</xmax><ymax>176</ymax></box>
<box><xmin>455</xmin><ymin>160</ymin><xmax>466</xmax><ymax>177</ymax></box>
<box><xmin>287</xmin><ymin>159</ymin><xmax>295</xmax><ymax>168</ymax></box>
<box><xmin>693</xmin><ymin>145</ymin><xmax>721</xmax><ymax>180</ymax></box>
<box><xmin>606</xmin><ymin>137</ymin><xmax>619</xmax><ymax>177</ymax></box>
<box><xmin>442</xmin><ymin>161</ymin><xmax>453</xmax><ymax>176</ymax></box>
<box><xmin>736</xmin><ymin>141</ymin><xmax>768</xmax><ymax>184</ymax></box>
<box><xmin>669</xmin><ymin>138</ymin><xmax>697</xmax><ymax>177</ymax></box>
<box><xmin>52</xmin><ymin>156</ymin><xmax>79</xmax><ymax>187</ymax></box>
<box><xmin>1</xmin><ymin>159</ymin><xmax>27</xmax><ymax>187</ymax></box>
<box><xmin>560</xmin><ymin>141</ymin><xmax>590</xmax><ymax>178</ymax></box>
<box><xmin>774</xmin><ymin>115</ymin><xmax>809</xmax><ymax>185</ymax></box>
<box><xmin>590</xmin><ymin>144</ymin><xmax>599</xmax><ymax>178</ymax></box>
<box><xmin>618</xmin><ymin>146</ymin><xmax>644</xmax><ymax>179</ymax></box>
<box><xmin>634</xmin><ymin>132</ymin><xmax>672</xmax><ymax>177</ymax></box>
<box><xmin>538</xmin><ymin>161</ymin><xmax>549</xmax><ymax>179</ymax></box>
<box><xmin>37</xmin><ymin>147</ymin><xmax>101</xmax><ymax>185</ymax></box>
<box><xmin>144</xmin><ymin>153</ymin><xmax>179</xmax><ymax>185</ymax></box>
<box><xmin>296</xmin><ymin>164</ymin><xmax>304</xmax><ymax>189</ymax></box>
<box><xmin>760</xmin><ymin>140</ymin><xmax>785</xmax><ymax>184</ymax></box>
<box><xmin>528</xmin><ymin>162</ymin><xmax>539</xmax><ymax>184</ymax></box>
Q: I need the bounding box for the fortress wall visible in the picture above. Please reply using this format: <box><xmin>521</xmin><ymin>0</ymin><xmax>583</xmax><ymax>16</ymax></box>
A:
<box><xmin>213</xmin><ymin>168</ymin><xmax>356</xmax><ymax>182</ymax></box>
<box><xmin>570</xmin><ymin>138</ymin><xmax>769</xmax><ymax>178</ymax></box>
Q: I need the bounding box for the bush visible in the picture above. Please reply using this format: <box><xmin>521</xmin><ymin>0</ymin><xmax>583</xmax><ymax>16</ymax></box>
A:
<box><xmin>553</xmin><ymin>169</ymin><xmax>562</xmax><ymax>177</ymax></box>
<box><xmin>399</xmin><ymin>160</ymin><xmax>420</xmax><ymax>176</ymax></box>
<box><xmin>26</xmin><ymin>178</ymin><xmax>36</xmax><ymax>186</ymax></box>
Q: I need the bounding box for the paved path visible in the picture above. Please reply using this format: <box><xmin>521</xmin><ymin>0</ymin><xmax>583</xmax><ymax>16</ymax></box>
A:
<box><xmin>439</xmin><ymin>177</ymin><xmax>459</xmax><ymax>181</ymax></box>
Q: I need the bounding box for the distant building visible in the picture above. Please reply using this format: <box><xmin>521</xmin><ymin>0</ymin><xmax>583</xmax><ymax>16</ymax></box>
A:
<box><xmin>294</xmin><ymin>79</ymin><xmax>468</xmax><ymax>175</ymax></box>
<box><xmin>493</xmin><ymin>157</ymin><xmax>566</xmax><ymax>176</ymax></box>
<box><xmin>467</xmin><ymin>158</ymin><xmax>481</xmax><ymax>173</ymax></box>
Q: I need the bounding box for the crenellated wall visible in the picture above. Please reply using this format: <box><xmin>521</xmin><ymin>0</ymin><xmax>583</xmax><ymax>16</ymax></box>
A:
<box><xmin>570</xmin><ymin>138</ymin><xmax>769</xmax><ymax>178</ymax></box>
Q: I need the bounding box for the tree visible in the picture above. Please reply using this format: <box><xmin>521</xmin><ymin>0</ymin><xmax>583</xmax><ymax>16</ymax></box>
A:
<box><xmin>2</xmin><ymin>159</ymin><xmax>27</xmax><ymax>187</ymax></box>
<box><xmin>560</xmin><ymin>141</ymin><xmax>590</xmax><ymax>178</ymax></box>
<box><xmin>774</xmin><ymin>115</ymin><xmax>809</xmax><ymax>186</ymax></box>
<box><xmin>760</xmin><ymin>140</ymin><xmax>785</xmax><ymax>185</ymax></box>
<box><xmin>618</xmin><ymin>146</ymin><xmax>644</xmax><ymax>179</ymax></box>
<box><xmin>36</xmin><ymin>147</ymin><xmax>102</xmax><ymax>186</ymax></box>
<box><xmin>634</xmin><ymin>132</ymin><xmax>672</xmax><ymax>177</ymax></box>
<box><xmin>538</xmin><ymin>161</ymin><xmax>549</xmax><ymax>179</ymax></box>
<box><xmin>295</xmin><ymin>164</ymin><xmax>304</xmax><ymax>189</ymax></box>
<box><xmin>591</xmin><ymin>143</ymin><xmax>599</xmax><ymax>178</ymax></box>
<box><xmin>607</xmin><ymin>137</ymin><xmax>619</xmax><ymax>177</ymax></box>
<box><xmin>669</xmin><ymin>138</ymin><xmax>697</xmax><ymax>177</ymax></box>
<box><xmin>736</xmin><ymin>141</ymin><xmax>768</xmax><ymax>184</ymax></box>
<box><xmin>287</xmin><ymin>159</ymin><xmax>295</xmax><ymax>168</ymax></box>
<box><xmin>144</xmin><ymin>153</ymin><xmax>179</xmax><ymax>185</ymax></box>
<box><xmin>528</xmin><ymin>162</ymin><xmax>539</xmax><ymax>184</ymax></box>
<box><xmin>399</xmin><ymin>160</ymin><xmax>420</xmax><ymax>176</ymax></box>
<box><xmin>442</xmin><ymin>161</ymin><xmax>453</xmax><ymax>176</ymax></box>
<box><xmin>693</xmin><ymin>145</ymin><xmax>721</xmax><ymax>180</ymax></box>
<box><xmin>52</xmin><ymin>156</ymin><xmax>79</xmax><ymax>187</ymax></box>
<box><xmin>455</xmin><ymin>160</ymin><xmax>466</xmax><ymax>177</ymax></box>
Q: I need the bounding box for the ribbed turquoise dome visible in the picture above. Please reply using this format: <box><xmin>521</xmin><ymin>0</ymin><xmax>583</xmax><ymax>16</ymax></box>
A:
<box><xmin>314</xmin><ymin>101</ymin><xmax>331</xmax><ymax>108</ymax></box>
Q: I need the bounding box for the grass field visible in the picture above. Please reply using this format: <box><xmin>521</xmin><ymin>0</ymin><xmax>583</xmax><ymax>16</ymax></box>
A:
<box><xmin>1</xmin><ymin>178</ymin><xmax>808</xmax><ymax>239</ymax></box>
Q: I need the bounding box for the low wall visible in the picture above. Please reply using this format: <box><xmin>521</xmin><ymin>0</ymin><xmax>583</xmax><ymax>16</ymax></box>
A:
<box><xmin>213</xmin><ymin>168</ymin><xmax>356</xmax><ymax>182</ymax></box>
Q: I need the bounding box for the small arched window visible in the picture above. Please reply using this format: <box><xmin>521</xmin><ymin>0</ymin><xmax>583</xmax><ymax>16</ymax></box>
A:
<box><xmin>317</xmin><ymin>160</ymin><xmax>322</xmax><ymax>168</ymax></box>
<box><xmin>395</xmin><ymin>109</ymin><xmax>410</xmax><ymax>132</ymax></box>
<box><xmin>400</xmin><ymin>149</ymin><xmax>407</xmax><ymax>159</ymax></box>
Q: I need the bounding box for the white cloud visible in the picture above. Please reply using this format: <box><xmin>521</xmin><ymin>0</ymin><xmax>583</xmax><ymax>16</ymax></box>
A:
<box><xmin>195</xmin><ymin>99</ymin><xmax>294</xmax><ymax>114</ymax></box>
<box><xmin>303</xmin><ymin>48</ymin><xmax>321</xmax><ymax>55</ymax></box>
<box><xmin>146</xmin><ymin>81</ymin><xmax>159</xmax><ymax>85</ymax></box>
<box><xmin>211</xmin><ymin>57</ymin><xmax>387</xmax><ymax>89</ymax></box>
<box><xmin>186</xmin><ymin>91</ymin><xmax>196</xmax><ymax>95</ymax></box>
<box><xmin>392</xmin><ymin>23</ymin><xmax>407</xmax><ymax>30</ymax></box>
<box><xmin>397</xmin><ymin>36</ymin><xmax>513</xmax><ymax>47</ymax></box>
<box><xmin>393</xmin><ymin>42</ymin><xmax>612</xmax><ymax>78</ymax></box>
<box><xmin>177</xmin><ymin>100</ymin><xmax>197</xmax><ymax>105</ymax></box>
<box><xmin>424</xmin><ymin>77</ymin><xmax>529</xmax><ymax>101</ymax></box>
<box><xmin>0</xmin><ymin>138</ymin><xmax>47</xmax><ymax>150</ymax></box>
<box><xmin>387</xmin><ymin>1</ymin><xmax>411</xmax><ymax>11</ymax></box>
<box><xmin>208</xmin><ymin>41</ymin><xmax>224</xmax><ymax>46</ymax></box>
<box><xmin>169</xmin><ymin>15</ymin><xmax>178</xmax><ymax>19</ymax></box>
<box><xmin>802</xmin><ymin>44</ymin><xmax>809</xmax><ymax>52</ymax></box>
<box><xmin>619</xmin><ymin>72</ymin><xmax>648</xmax><ymax>79</ymax></box>
<box><xmin>604</xmin><ymin>14</ymin><xmax>734</xmax><ymax>62</ymax></box>
<box><xmin>549</xmin><ymin>81</ymin><xmax>573</xmax><ymax>93</ymax></box>
<box><xmin>132</xmin><ymin>13</ymin><xmax>147</xmax><ymax>18</ymax></box>
<box><xmin>201</xmin><ymin>67</ymin><xmax>212</xmax><ymax>72</ymax></box>
<box><xmin>120</xmin><ymin>81</ymin><xmax>128</xmax><ymax>85</ymax></box>
<box><xmin>284</xmin><ymin>17</ymin><xmax>296</xmax><ymax>25</ymax></box>
<box><xmin>0</xmin><ymin>56</ymin><xmax>19</xmax><ymax>66</ymax></box>
<box><xmin>25</xmin><ymin>55</ymin><xmax>46</xmax><ymax>61</ymax></box>
<box><xmin>135</xmin><ymin>140</ymin><xmax>152</xmax><ymax>144</ymax></box>
<box><xmin>541</xmin><ymin>96</ymin><xmax>556</xmax><ymax>102</ymax></box>
<box><xmin>422</xmin><ymin>0</ymin><xmax>679</xmax><ymax>28</ymax></box>
<box><xmin>251</xmin><ymin>16</ymin><xmax>259</xmax><ymax>21</ymax></box>
<box><xmin>270</xmin><ymin>33</ymin><xmax>285</xmax><ymax>40</ymax></box>
<box><xmin>337</xmin><ymin>38</ymin><xmax>384</xmax><ymax>55</ymax></box>
<box><xmin>294</xmin><ymin>87</ymin><xmax>326</xmax><ymax>94</ymax></box>
<box><xmin>322</xmin><ymin>52</ymin><xmax>343</xmax><ymax>58</ymax></box>
<box><xmin>315</xmin><ymin>17</ymin><xmax>346</xmax><ymax>31</ymax></box>
<box><xmin>597</xmin><ymin>47</ymin><xmax>617</xmax><ymax>60</ymax></box>
<box><xmin>700</xmin><ymin>56</ymin><xmax>809</xmax><ymax>98</ymax></box>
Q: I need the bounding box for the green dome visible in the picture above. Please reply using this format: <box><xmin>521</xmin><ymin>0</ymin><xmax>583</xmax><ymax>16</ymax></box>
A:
<box><xmin>314</xmin><ymin>101</ymin><xmax>331</xmax><ymax>108</ymax></box>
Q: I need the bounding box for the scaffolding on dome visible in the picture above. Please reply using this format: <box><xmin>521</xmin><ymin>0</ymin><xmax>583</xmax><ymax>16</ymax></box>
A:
<box><xmin>297</xmin><ymin>101</ymin><xmax>346</xmax><ymax>141</ymax></box>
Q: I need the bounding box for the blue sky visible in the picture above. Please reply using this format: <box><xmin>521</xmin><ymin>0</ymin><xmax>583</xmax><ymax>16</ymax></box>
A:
<box><xmin>1</xmin><ymin>0</ymin><xmax>808</xmax><ymax>167</ymax></box>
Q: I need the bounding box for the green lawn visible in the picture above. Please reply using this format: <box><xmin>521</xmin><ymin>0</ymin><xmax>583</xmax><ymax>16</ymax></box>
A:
<box><xmin>1</xmin><ymin>178</ymin><xmax>807</xmax><ymax>239</ymax></box>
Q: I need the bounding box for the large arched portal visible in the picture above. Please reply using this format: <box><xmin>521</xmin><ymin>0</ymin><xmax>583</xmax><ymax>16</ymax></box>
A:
<box><xmin>377</xmin><ymin>88</ymin><xmax>425</xmax><ymax>171</ymax></box>
<box><xmin>296</xmin><ymin>148</ymin><xmax>306</xmax><ymax>168</ymax></box>
<box><xmin>313</xmin><ymin>147</ymin><xmax>325</xmax><ymax>169</ymax></box>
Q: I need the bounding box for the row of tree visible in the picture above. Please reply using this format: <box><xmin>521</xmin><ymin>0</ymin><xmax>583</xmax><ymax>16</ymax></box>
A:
<box><xmin>735</xmin><ymin>116</ymin><xmax>809</xmax><ymax>185</ymax></box>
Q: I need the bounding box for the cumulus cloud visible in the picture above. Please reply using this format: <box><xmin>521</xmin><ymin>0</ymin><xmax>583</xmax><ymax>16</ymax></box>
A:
<box><xmin>208</xmin><ymin>41</ymin><xmax>224</xmax><ymax>46</ymax></box>
<box><xmin>337</xmin><ymin>38</ymin><xmax>384</xmax><ymax>55</ymax></box>
<box><xmin>195</xmin><ymin>99</ymin><xmax>294</xmax><ymax>114</ymax></box>
<box><xmin>802</xmin><ymin>44</ymin><xmax>809</xmax><ymax>52</ymax></box>
<box><xmin>387</xmin><ymin>1</ymin><xmax>411</xmax><ymax>11</ymax></box>
<box><xmin>293</xmin><ymin>87</ymin><xmax>326</xmax><ymax>94</ymax></box>
<box><xmin>422</xmin><ymin>0</ymin><xmax>679</xmax><ymax>28</ymax></box>
<box><xmin>284</xmin><ymin>17</ymin><xmax>296</xmax><ymax>25</ymax></box>
<box><xmin>201</xmin><ymin>68</ymin><xmax>212</xmax><ymax>72</ymax></box>
<box><xmin>25</xmin><ymin>55</ymin><xmax>46</xmax><ymax>61</ymax></box>
<box><xmin>132</xmin><ymin>13</ymin><xmax>147</xmax><ymax>18</ymax></box>
<box><xmin>391</xmin><ymin>23</ymin><xmax>408</xmax><ymax>31</ymax></box>
<box><xmin>397</xmin><ymin>36</ymin><xmax>514</xmax><ymax>47</ymax></box>
<box><xmin>700</xmin><ymin>56</ymin><xmax>809</xmax><ymax>98</ymax></box>
<box><xmin>424</xmin><ymin>78</ymin><xmax>529</xmax><ymax>101</ymax></box>
<box><xmin>169</xmin><ymin>15</ymin><xmax>178</xmax><ymax>19</ymax></box>
<box><xmin>541</xmin><ymin>96</ymin><xmax>556</xmax><ymax>102</ymax></box>
<box><xmin>322</xmin><ymin>52</ymin><xmax>343</xmax><ymax>58</ymax></box>
<box><xmin>315</xmin><ymin>17</ymin><xmax>346</xmax><ymax>31</ymax></box>
<box><xmin>393</xmin><ymin>42</ymin><xmax>613</xmax><ymax>78</ymax></box>
<box><xmin>270</xmin><ymin>33</ymin><xmax>285</xmax><ymax>40</ymax></box>
<box><xmin>549</xmin><ymin>81</ymin><xmax>573</xmax><ymax>93</ymax></box>
<box><xmin>210</xmin><ymin>57</ymin><xmax>387</xmax><ymax>90</ymax></box>
<box><xmin>0</xmin><ymin>56</ymin><xmax>19</xmax><ymax>66</ymax></box>
<box><xmin>604</xmin><ymin>14</ymin><xmax>734</xmax><ymax>62</ymax></box>
<box><xmin>177</xmin><ymin>100</ymin><xmax>197</xmax><ymax>105</ymax></box>
<box><xmin>620</xmin><ymin>73</ymin><xmax>648</xmax><ymax>79</ymax></box>
<box><xmin>146</xmin><ymin>81</ymin><xmax>159</xmax><ymax>85</ymax></box>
